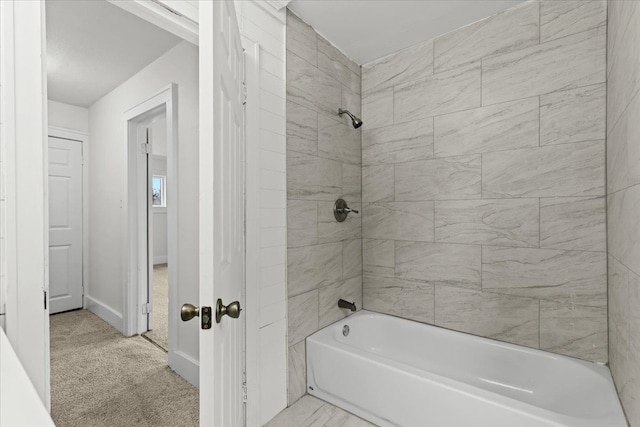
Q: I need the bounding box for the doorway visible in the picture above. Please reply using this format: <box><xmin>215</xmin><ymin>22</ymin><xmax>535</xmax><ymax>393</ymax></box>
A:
<box><xmin>122</xmin><ymin>93</ymin><xmax>177</xmax><ymax>355</ymax></box>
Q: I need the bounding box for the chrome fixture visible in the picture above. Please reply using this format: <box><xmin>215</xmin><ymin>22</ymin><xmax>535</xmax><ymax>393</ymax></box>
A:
<box><xmin>334</xmin><ymin>198</ymin><xmax>359</xmax><ymax>222</ymax></box>
<box><xmin>338</xmin><ymin>108</ymin><xmax>363</xmax><ymax>129</ymax></box>
<box><xmin>343</xmin><ymin>325</ymin><xmax>350</xmax><ymax>337</ymax></box>
<box><xmin>338</xmin><ymin>299</ymin><xmax>357</xmax><ymax>311</ymax></box>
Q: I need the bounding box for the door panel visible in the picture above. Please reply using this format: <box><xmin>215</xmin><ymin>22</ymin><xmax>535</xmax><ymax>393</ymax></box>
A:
<box><xmin>48</xmin><ymin>136</ymin><xmax>83</xmax><ymax>314</ymax></box>
<box><xmin>199</xmin><ymin>1</ymin><xmax>245</xmax><ymax>426</ymax></box>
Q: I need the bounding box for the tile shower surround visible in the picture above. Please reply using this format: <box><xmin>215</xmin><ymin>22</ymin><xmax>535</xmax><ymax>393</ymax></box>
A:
<box><xmin>286</xmin><ymin>10</ymin><xmax>363</xmax><ymax>406</ymax></box>
<box><xmin>361</xmin><ymin>0</ymin><xmax>607</xmax><ymax>365</ymax></box>
<box><xmin>607</xmin><ymin>0</ymin><xmax>640</xmax><ymax>424</ymax></box>
<box><xmin>286</xmin><ymin>0</ymin><xmax>611</xmax><ymax>411</ymax></box>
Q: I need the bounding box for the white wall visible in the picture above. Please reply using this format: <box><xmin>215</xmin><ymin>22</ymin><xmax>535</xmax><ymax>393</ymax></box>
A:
<box><xmin>87</xmin><ymin>41</ymin><xmax>199</xmax><ymax>363</ymax></box>
<box><xmin>47</xmin><ymin>100</ymin><xmax>89</xmax><ymax>133</ymax></box>
<box><xmin>237</xmin><ymin>2</ymin><xmax>288</xmax><ymax>424</ymax></box>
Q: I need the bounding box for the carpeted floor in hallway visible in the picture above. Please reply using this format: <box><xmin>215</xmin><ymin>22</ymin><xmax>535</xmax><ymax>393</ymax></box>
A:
<box><xmin>50</xmin><ymin>309</ymin><xmax>198</xmax><ymax>427</ymax></box>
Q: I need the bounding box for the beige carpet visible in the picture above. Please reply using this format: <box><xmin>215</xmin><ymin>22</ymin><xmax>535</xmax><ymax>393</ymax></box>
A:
<box><xmin>143</xmin><ymin>263</ymin><xmax>169</xmax><ymax>351</ymax></box>
<box><xmin>50</xmin><ymin>309</ymin><xmax>198</xmax><ymax>427</ymax></box>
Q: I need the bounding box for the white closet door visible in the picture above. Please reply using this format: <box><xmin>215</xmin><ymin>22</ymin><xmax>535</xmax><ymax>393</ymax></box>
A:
<box><xmin>48</xmin><ymin>136</ymin><xmax>83</xmax><ymax>314</ymax></box>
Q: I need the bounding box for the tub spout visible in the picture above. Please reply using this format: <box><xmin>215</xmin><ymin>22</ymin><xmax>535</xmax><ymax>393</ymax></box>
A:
<box><xmin>338</xmin><ymin>299</ymin><xmax>357</xmax><ymax>311</ymax></box>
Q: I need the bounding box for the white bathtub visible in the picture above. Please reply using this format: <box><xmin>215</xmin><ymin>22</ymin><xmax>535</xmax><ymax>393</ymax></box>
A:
<box><xmin>306</xmin><ymin>310</ymin><xmax>626</xmax><ymax>427</ymax></box>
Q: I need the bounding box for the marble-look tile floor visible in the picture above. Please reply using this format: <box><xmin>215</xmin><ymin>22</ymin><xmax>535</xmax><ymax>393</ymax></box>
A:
<box><xmin>266</xmin><ymin>395</ymin><xmax>375</xmax><ymax>427</ymax></box>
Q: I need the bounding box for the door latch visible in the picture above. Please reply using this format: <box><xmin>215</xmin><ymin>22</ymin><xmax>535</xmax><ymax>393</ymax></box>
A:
<box><xmin>201</xmin><ymin>306</ymin><xmax>212</xmax><ymax>329</ymax></box>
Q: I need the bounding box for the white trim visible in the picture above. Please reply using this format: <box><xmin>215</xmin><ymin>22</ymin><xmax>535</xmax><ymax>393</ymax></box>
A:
<box><xmin>48</xmin><ymin>126</ymin><xmax>89</xmax><ymax>312</ymax></box>
<box><xmin>1</xmin><ymin>0</ymin><xmax>51</xmax><ymax>409</ymax></box>
<box><xmin>85</xmin><ymin>296</ymin><xmax>124</xmax><ymax>333</ymax></box>
<box><xmin>168</xmin><ymin>349</ymin><xmax>199</xmax><ymax>388</ymax></box>
<box><xmin>243</xmin><ymin>37</ymin><xmax>262</xmax><ymax>427</ymax></box>
<box><xmin>121</xmin><ymin>84</ymin><xmax>174</xmax><ymax>337</ymax></box>
<box><xmin>107</xmin><ymin>0</ymin><xmax>198</xmax><ymax>45</ymax></box>
<box><xmin>153</xmin><ymin>255</ymin><xmax>168</xmax><ymax>265</ymax></box>
<box><xmin>253</xmin><ymin>0</ymin><xmax>292</xmax><ymax>21</ymax></box>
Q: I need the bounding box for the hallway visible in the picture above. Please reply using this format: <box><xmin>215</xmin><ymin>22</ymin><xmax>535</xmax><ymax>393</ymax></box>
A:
<box><xmin>50</xmin><ymin>310</ymin><xmax>198</xmax><ymax>427</ymax></box>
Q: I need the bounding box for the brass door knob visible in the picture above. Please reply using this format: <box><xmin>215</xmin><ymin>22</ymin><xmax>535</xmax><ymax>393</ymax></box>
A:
<box><xmin>216</xmin><ymin>299</ymin><xmax>242</xmax><ymax>323</ymax></box>
<box><xmin>181</xmin><ymin>303</ymin><xmax>199</xmax><ymax>321</ymax></box>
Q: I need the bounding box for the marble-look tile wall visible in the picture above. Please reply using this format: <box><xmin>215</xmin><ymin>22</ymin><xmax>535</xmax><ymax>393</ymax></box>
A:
<box><xmin>286</xmin><ymin>10</ymin><xmax>362</xmax><ymax>406</ymax></box>
<box><xmin>607</xmin><ymin>1</ymin><xmax>640</xmax><ymax>424</ymax></box>
<box><xmin>361</xmin><ymin>0</ymin><xmax>608</xmax><ymax>363</ymax></box>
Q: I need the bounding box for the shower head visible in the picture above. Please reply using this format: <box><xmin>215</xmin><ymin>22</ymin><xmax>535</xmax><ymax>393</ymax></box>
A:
<box><xmin>338</xmin><ymin>108</ymin><xmax>363</xmax><ymax>129</ymax></box>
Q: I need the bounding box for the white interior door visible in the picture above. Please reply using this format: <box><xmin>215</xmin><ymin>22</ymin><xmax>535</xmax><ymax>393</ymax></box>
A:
<box><xmin>199</xmin><ymin>1</ymin><xmax>246</xmax><ymax>426</ymax></box>
<box><xmin>48</xmin><ymin>136</ymin><xmax>83</xmax><ymax>314</ymax></box>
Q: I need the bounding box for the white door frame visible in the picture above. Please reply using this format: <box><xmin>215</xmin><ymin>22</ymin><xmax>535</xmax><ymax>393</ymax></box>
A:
<box><xmin>48</xmin><ymin>127</ymin><xmax>89</xmax><ymax>312</ymax></box>
<box><xmin>1</xmin><ymin>0</ymin><xmax>51</xmax><ymax>408</ymax></box>
<box><xmin>122</xmin><ymin>84</ymin><xmax>178</xmax><ymax>340</ymax></box>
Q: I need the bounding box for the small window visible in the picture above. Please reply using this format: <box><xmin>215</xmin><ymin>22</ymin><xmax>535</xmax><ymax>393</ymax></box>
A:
<box><xmin>152</xmin><ymin>175</ymin><xmax>166</xmax><ymax>207</ymax></box>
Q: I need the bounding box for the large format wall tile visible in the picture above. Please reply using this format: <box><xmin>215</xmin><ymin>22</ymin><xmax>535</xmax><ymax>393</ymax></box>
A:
<box><xmin>287</xmin><ymin>150</ymin><xmax>342</xmax><ymax>200</ymax></box>
<box><xmin>362</xmin><ymin>165</ymin><xmax>394</xmax><ymax>203</ymax></box>
<box><xmin>361</xmin><ymin>88</ymin><xmax>393</xmax><ymax>130</ymax></box>
<box><xmin>607</xmin><ymin>90</ymin><xmax>640</xmax><ymax>194</ymax></box>
<box><xmin>434</xmin><ymin>1</ymin><xmax>539</xmax><ymax>72</ymax></box>
<box><xmin>287</xmin><ymin>200</ymin><xmax>318</xmax><ymax>248</ymax></box>
<box><xmin>608</xmin><ymin>185</ymin><xmax>640</xmax><ymax>275</ymax></box>
<box><xmin>540</xmin><ymin>300</ymin><xmax>607</xmax><ymax>362</ymax></box>
<box><xmin>395</xmin><ymin>241</ymin><xmax>481</xmax><ymax>289</ymax></box>
<box><xmin>540</xmin><ymin>0</ymin><xmax>606</xmax><ymax>43</ymax></box>
<box><xmin>608</xmin><ymin>255</ymin><xmax>630</xmax><ymax>335</ymax></box>
<box><xmin>362</xmin><ymin>202</ymin><xmax>434</xmax><ymax>241</ymax></box>
<box><xmin>364</xmin><ymin>275</ymin><xmax>435</xmax><ymax>324</ymax></box>
<box><xmin>287</xmin><ymin>242</ymin><xmax>342</xmax><ymax>297</ymax></box>
<box><xmin>482</xmin><ymin>27</ymin><xmax>606</xmax><ymax>105</ymax></box>
<box><xmin>286</xmin><ymin>17</ymin><xmax>362</xmax><ymax>398</ymax></box>
<box><xmin>540</xmin><ymin>84</ymin><xmax>606</xmax><ymax>146</ymax></box>
<box><xmin>317</xmin><ymin>35</ymin><xmax>360</xmax><ymax>95</ymax></box>
<box><xmin>287</xmin><ymin>100</ymin><xmax>317</xmax><ymax>155</ymax></box>
<box><xmin>288</xmin><ymin>290</ymin><xmax>319</xmax><ymax>346</ymax></box>
<box><xmin>318</xmin><ymin>201</ymin><xmax>361</xmax><ymax>243</ymax></box>
<box><xmin>395</xmin><ymin>155</ymin><xmax>481</xmax><ymax>201</ymax></box>
<box><xmin>287</xmin><ymin>341</ymin><xmax>306</xmax><ymax>405</ymax></box>
<box><xmin>434</xmin><ymin>199</ymin><xmax>539</xmax><ymax>247</ymax></box>
<box><xmin>287</xmin><ymin>51</ymin><xmax>342</xmax><ymax>118</ymax></box>
<box><xmin>319</xmin><ymin>276</ymin><xmax>362</xmax><ymax>328</ymax></box>
<box><xmin>394</xmin><ymin>64</ymin><xmax>481</xmax><ymax>123</ymax></box>
<box><xmin>482</xmin><ymin>140</ymin><xmax>605</xmax><ymax>198</ymax></box>
<box><xmin>606</xmin><ymin>2</ymin><xmax>640</xmax><ymax>129</ymax></box>
<box><xmin>482</xmin><ymin>247</ymin><xmax>607</xmax><ymax>307</ymax></box>
<box><xmin>342</xmin><ymin>163</ymin><xmax>362</xmax><ymax>202</ymax></box>
<box><xmin>362</xmin><ymin>41</ymin><xmax>433</xmax><ymax>95</ymax></box>
<box><xmin>343</xmin><ymin>239</ymin><xmax>362</xmax><ymax>280</ymax></box>
<box><xmin>434</xmin><ymin>286</ymin><xmax>539</xmax><ymax>348</ymax></box>
<box><xmin>318</xmin><ymin>114</ymin><xmax>361</xmax><ymax>165</ymax></box>
<box><xmin>363</xmin><ymin>239</ymin><xmax>394</xmax><ymax>278</ymax></box>
<box><xmin>434</xmin><ymin>98</ymin><xmax>539</xmax><ymax>157</ymax></box>
<box><xmin>362</xmin><ymin>118</ymin><xmax>433</xmax><ymax>165</ymax></box>
<box><xmin>286</xmin><ymin>10</ymin><xmax>317</xmax><ymax>66</ymax></box>
<box><xmin>540</xmin><ymin>197</ymin><xmax>606</xmax><ymax>252</ymax></box>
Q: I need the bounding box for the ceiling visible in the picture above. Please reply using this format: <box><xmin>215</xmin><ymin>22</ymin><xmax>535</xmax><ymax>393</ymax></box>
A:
<box><xmin>46</xmin><ymin>0</ymin><xmax>182</xmax><ymax>108</ymax></box>
<box><xmin>287</xmin><ymin>0</ymin><xmax>526</xmax><ymax>65</ymax></box>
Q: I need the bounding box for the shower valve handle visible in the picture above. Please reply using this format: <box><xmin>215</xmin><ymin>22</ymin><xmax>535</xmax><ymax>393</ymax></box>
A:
<box><xmin>334</xmin><ymin>199</ymin><xmax>358</xmax><ymax>222</ymax></box>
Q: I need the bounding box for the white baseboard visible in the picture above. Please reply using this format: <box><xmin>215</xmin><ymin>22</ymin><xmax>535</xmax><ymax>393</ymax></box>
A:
<box><xmin>169</xmin><ymin>350</ymin><xmax>199</xmax><ymax>388</ymax></box>
<box><xmin>85</xmin><ymin>295</ymin><xmax>124</xmax><ymax>334</ymax></box>
<box><xmin>154</xmin><ymin>255</ymin><xmax>168</xmax><ymax>265</ymax></box>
